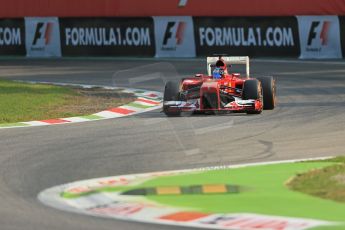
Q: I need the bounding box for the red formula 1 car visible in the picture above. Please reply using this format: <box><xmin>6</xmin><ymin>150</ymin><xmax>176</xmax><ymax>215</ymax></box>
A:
<box><xmin>163</xmin><ymin>56</ymin><xmax>276</xmax><ymax>116</ymax></box>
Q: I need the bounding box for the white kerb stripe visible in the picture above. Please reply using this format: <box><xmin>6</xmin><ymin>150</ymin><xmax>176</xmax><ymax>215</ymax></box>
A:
<box><xmin>63</xmin><ymin>117</ymin><xmax>91</xmax><ymax>123</ymax></box>
<box><xmin>22</xmin><ymin>121</ymin><xmax>50</xmax><ymax>126</ymax></box>
<box><xmin>94</xmin><ymin>111</ymin><xmax>124</xmax><ymax>118</ymax></box>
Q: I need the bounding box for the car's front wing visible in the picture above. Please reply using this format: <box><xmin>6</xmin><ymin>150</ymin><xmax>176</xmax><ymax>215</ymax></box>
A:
<box><xmin>163</xmin><ymin>97</ymin><xmax>263</xmax><ymax>113</ymax></box>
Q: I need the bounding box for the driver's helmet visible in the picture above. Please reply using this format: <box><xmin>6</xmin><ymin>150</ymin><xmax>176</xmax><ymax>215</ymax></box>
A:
<box><xmin>212</xmin><ymin>67</ymin><xmax>224</xmax><ymax>79</ymax></box>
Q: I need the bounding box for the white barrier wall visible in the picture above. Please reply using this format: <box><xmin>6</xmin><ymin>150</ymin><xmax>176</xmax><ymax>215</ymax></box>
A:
<box><xmin>0</xmin><ymin>16</ymin><xmax>344</xmax><ymax>59</ymax></box>
<box><xmin>297</xmin><ymin>16</ymin><xmax>342</xmax><ymax>59</ymax></box>
<box><xmin>153</xmin><ymin>16</ymin><xmax>196</xmax><ymax>57</ymax></box>
<box><xmin>25</xmin><ymin>17</ymin><xmax>61</xmax><ymax>57</ymax></box>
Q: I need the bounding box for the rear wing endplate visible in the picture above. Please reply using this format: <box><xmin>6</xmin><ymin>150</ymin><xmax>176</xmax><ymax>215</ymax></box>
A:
<box><xmin>207</xmin><ymin>56</ymin><xmax>250</xmax><ymax>78</ymax></box>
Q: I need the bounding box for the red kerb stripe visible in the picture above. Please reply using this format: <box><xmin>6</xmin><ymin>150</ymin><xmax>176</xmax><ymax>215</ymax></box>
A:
<box><xmin>41</xmin><ymin>119</ymin><xmax>70</xmax><ymax>124</ymax></box>
<box><xmin>108</xmin><ymin>107</ymin><xmax>135</xmax><ymax>114</ymax></box>
<box><xmin>137</xmin><ymin>98</ymin><xmax>160</xmax><ymax>105</ymax></box>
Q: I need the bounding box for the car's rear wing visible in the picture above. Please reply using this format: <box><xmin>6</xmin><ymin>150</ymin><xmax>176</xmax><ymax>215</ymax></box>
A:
<box><xmin>207</xmin><ymin>56</ymin><xmax>250</xmax><ymax>78</ymax></box>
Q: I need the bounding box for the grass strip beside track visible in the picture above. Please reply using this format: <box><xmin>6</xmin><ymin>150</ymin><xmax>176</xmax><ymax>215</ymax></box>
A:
<box><xmin>60</xmin><ymin>158</ymin><xmax>345</xmax><ymax>229</ymax></box>
<box><xmin>140</xmin><ymin>160</ymin><xmax>345</xmax><ymax>226</ymax></box>
<box><xmin>288</xmin><ymin>156</ymin><xmax>345</xmax><ymax>203</ymax></box>
<box><xmin>0</xmin><ymin>79</ymin><xmax>134</xmax><ymax>123</ymax></box>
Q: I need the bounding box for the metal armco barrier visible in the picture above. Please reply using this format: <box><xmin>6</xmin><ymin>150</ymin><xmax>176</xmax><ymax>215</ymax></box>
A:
<box><xmin>0</xmin><ymin>16</ymin><xmax>344</xmax><ymax>59</ymax></box>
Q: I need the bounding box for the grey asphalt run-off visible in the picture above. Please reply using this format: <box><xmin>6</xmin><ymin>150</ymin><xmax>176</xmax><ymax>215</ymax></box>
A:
<box><xmin>0</xmin><ymin>58</ymin><xmax>344</xmax><ymax>230</ymax></box>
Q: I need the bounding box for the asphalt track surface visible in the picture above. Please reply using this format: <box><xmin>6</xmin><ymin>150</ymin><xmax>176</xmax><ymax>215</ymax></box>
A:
<box><xmin>0</xmin><ymin>58</ymin><xmax>344</xmax><ymax>230</ymax></box>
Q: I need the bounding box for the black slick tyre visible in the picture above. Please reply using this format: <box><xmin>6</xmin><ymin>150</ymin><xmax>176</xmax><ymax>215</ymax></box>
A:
<box><xmin>257</xmin><ymin>76</ymin><xmax>276</xmax><ymax>110</ymax></box>
<box><xmin>242</xmin><ymin>79</ymin><xmax>262</xmax><ymax>114</ymax></box>
<box><xmin>163</xmin><ymin>81</ymin><xmax>181</xmax><ymax>116</ymax></box>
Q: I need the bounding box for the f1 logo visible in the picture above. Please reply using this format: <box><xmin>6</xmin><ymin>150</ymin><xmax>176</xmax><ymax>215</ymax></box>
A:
<box><xmin>162</xmin><ymin>21</ymin><xmax>186</xmax><ymax>46</ymax></box>
<box><xmin>32</xmin><ymin>22</ymin><xmax>53</xmax><ymax>46</ymax></box>
<box><xmin>307</xmin><ymin>21</ymin><xmax>330</xmax><ymax>46</ymax></box>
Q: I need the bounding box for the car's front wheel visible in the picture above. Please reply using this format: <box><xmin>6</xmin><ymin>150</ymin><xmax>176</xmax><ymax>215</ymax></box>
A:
<box><xmin>257</xmin><ymin>76</ymin><xmax>276</xmax><ymax>110</ymax></box>
<box><xmin>163</xmin><ymin>81</ymin><xmax>181</xmax><ymax>116</ymax></box>
<box><xmin>242</xmin><ymin>79</ymin><xmax>262</xmax><ymax>114</ymax></box>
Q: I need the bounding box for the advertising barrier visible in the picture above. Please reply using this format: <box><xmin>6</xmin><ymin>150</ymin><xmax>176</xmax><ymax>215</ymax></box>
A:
<box><xmin>297</xmin><ymin>16</ymin><xmax>342</xmax><ymax>59</ymax></box>
<box><xmin>25</xmin><ymin>17</ymin><xmax>62</xmax><ymax>57</ymax></box>
<box><xmin>1</xmin><ymin>16</ymin><xmax>345</xmax><ymax>59</ymax></box>
<box><xmin>153</xmin><ymin>16</ymin><xmax>196</xmax><ymax>57</ymax></box>
<box><xmin>193</xmin><ymin>17</ymin><xmax>300</xmax><ymax>57</ymax></box>
<box><xmin>339</xmin><ymin>16</ymin><xmax>345</xmax><ymax>57</ymax></box>
<box><xmin>0</xmin><ymin>19</ymin><xmax>25</xmax><ymax>56</ymax></box>
<box><xmin>59</xmin><ymin>18</ymin><xmax>155</xmax><ymax>56</ymax></box>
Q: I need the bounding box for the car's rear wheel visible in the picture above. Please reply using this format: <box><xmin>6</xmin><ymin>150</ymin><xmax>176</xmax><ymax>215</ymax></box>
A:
<box><xmin>163</xmin><ymin>81</ymin><xmax>181</xmax><ymax>116</ymax></box>
<box><xmin>257</xmin><ymin>76</ymin><xmax>276</xmax><ymax>110</ymax></box>
<box><xmin>242</xmin><ymin>79</ymin><xmax>262</xmax><ymax>114</ymax></box>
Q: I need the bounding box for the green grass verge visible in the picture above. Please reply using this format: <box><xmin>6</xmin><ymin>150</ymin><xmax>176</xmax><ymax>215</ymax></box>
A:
<box><xmin>0</xmin><ymin>79</ymin><xmax>75</xmax><ymax>123</ymax></box>
<box><xmin>139</xmin><ymin>160</ymin><xmax>345</xmax><ymax>226</ymax></box>
<box><xmin>0</xmin><ymin>122</ymin><xmax>29</xmax><ymax>127</ymax></box>
<box><xmin>61</xmin><ymin>158</ymin><xmax>345</xmax><ymax>229</ymax></box>
<box><xmin>288</xmin><ymin>158</ymin><xmax>345</xmax><ymax>203</ymax></box>
<box><xmin>0</xmin><ymin>79</ymin><xmax>133</xmax><ymax>123</ymax></box>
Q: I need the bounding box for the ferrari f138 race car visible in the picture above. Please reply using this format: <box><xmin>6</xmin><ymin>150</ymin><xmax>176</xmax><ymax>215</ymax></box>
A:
<box><xmin>163</xmin><ymin>56</ymin><xmax>276</xmax><ymax>116</ymax></box>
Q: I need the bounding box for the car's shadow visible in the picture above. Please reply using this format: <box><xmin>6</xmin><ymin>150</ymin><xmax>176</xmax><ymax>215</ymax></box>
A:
<box><xmin>134</xmin><ymin>110</ymin><xmax>254</xmax><ymax>118</ymax></box>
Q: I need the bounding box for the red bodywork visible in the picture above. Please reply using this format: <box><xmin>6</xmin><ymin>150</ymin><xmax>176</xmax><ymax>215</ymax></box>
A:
<box><xmin>164</xmin><ymin>72</ymin><xmax>263</xmax><ymax>114</ymax></box>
